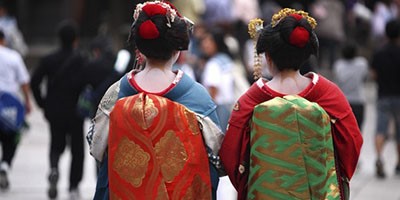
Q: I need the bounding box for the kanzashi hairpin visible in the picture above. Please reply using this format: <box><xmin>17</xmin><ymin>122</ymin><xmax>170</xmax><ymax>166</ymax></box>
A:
<box><xmin>271</xmin><ymin>8</ymin><xmax>317</xmax><ymax>29</ymax></box>
<box><xmin>248</xmin><ymin>18</ymin><xmax>264</xmax><ymax>80</ymax></box>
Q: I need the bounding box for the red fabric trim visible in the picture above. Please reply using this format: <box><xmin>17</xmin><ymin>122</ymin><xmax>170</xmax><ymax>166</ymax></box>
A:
<box><xmin>263</xmin><ymin>80</ymin><xmax>313</xmax><ymax>98</ymax></box>
<box><xmin>139</xmin><ymin>20</ymin><xmax>160</xmax><ymax>39</ymax></box>
<box><xmin>128</xmin><ymin>71</ymin><xmax>177</xmax><ymax>96</ymax></box>
<box><xmin>289</xmin><ymin>26</ymin><xmax>309</xmax><ymax>48</ymax></box>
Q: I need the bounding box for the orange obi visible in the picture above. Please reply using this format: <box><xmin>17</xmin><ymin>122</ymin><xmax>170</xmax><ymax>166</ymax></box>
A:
<box><xmin>108</xmin><ymin>93</ymin><xmax>212</xmax><ymax>200</ymax></box>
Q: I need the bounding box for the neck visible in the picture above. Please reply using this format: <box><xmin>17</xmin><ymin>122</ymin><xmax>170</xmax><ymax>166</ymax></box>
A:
<box><xmin>267</xmin><ymin>69</ymin><xmax>311</xmax><ymax>95</ymax></box>
<box><xmin>134</xmin><ymin>58</ymin><xmax>177</xmax><ymax>93</ymax></box>
<box><xmin>146</xmin><ymin>59</ymin><xmax>174</xmax><ymax>71</ymax></box>
<box><xmin>139</xmin><ymin>66</ymin><xmax>175</xmax><ymax>78</ymax></box>
<box><xmin>274</xmin><ymin>69</ymin><xmax>299</xmax><ymax>78</ymax></box>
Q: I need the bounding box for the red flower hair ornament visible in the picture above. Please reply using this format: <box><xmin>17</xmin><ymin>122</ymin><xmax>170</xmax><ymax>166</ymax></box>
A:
<box><xmin>134</xmin><ymin>1</ymin><xmax>180</xmax><ymax>40</ymax></box>
<box><xmin>288</xmin><ymin>14</ymin><xmax>310</xmax><ymax>48</ymax></box>
<box><xmin>139</xmin><ymin>20</ymin><xmax>160</xmax><ymax>39</ymax></box>
<box><xmin>270</xmin><ymin>9</ymin><xmax>317</xmax><ymax>48</ymax></box>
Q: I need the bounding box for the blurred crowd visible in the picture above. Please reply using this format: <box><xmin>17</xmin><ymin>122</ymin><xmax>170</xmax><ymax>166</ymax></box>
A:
<box><xmin>169</xmin><ymin>0</ymin><xmax>400</xmax><ymax>81</ymax></box>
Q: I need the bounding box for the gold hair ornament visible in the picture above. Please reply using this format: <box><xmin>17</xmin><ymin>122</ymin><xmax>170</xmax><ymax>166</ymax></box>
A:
<box><xmin>271</xmin><ymin>8</ymin><xmax>317</xmax><ymax>29</ymax></box>
<box><xmin>248</xmin><ymin>18</ymin><xmax>264</xmax><ymax>80</ymax></box>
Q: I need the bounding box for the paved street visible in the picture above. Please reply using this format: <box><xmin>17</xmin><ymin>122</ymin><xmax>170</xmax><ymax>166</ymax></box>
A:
<box><xmin>0</xmin><ymin>106</ymin><xmax>97</xmax><ymax>200</ymax></box>
<box><xmin>348</xmin><ymin>81</ymin><xmax>400</xmax><ymax>200</ymax></box>
<box><xmin>0</xmin><ymin>81</ymin><xmax>399</xmax><ymax>200</ymax></box>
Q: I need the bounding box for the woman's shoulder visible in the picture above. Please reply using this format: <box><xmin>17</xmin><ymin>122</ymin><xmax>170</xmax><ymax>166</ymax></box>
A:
<box><xmin>190</xmin><ymin>81</ymin><xmax>213</xmax><ymax>99</ymax></box>
<box><xmin>309</xmin><ymin>73</ymin><xmax>341</xmax><ymax>93</ymax></box>
<box><xmin>303</xmin><ymin>73</ymin><xmax>344</xmax><ymax>102</ymax></box>
<box><xmin>172</xmin><ymin>75</ymin><xmax>218</xmax><ymax>117</ymax></box>
<box><xmin>169</xmin><ymin>72</ymin><xmax>211</xmax><ymax>102</ymax></box>
<box><xmin>306</xmin><ymin>73</ymin><xmax>352</xmax><ymax>119</ymax></box>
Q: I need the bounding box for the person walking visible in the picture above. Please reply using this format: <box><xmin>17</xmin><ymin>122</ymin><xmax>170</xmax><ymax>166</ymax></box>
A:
<box><xmin>333</xmin><ymin>41</ymin><xmax>369</xmax><ymax>131</ymax></box>
<box><xmin>371</xmin><ymin>18</ymin><xmax>400</xmax><ymax>178</ymax></box>
<box><xmin>30</xmin><ymin>21</ymin><xmax>86</xmax><ymax>199</ymax></box>
<box><xmin>200</xmin><ymin>28</ymin><xmax>236</xmax><ymax>132</ymax></box>
<box><xmin>0</xmin><ymin>2</ymin><xmax>28</xmax><ymax>57</ymax></box>
<box><xmin>0</xmin><ymin>29</ymin><xmax>31</xmax><ymax>191</ymax></box>
<box><xmin>219</xmin><ymin>8</ymin><xmax>363</xmax><ymax>199</ymax></box>
<box><xmin>75</xmin><ymin>35</ymin><xmax>119</xmax><ymax>119</ymax></box>
<box><xmin>87</xmin><ymin>1</ymin><xmax>223</xmax><ymax>199</ymax></box>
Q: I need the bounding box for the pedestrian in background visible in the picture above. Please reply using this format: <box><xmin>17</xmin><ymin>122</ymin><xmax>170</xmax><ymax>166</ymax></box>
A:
<box><xmin>30</xmin><ymin>21</ymin><xmax>87</xmax><ymax>200</ymax></box>
<box><xmin>0</xmin><ymin>29</ymin><xmax>31</xmax><ymax>191</ymax></box>
<box><xmin>201</xmin><ymin>28</ymin><xmax>235</xmax><ymax>132</ymax></box>
<box><xmin>75</xmin><ymin>35</ymin><xmax>118</xmax><ymax>119</ymax></box>
<box><xmin>87</xmin><ymin>1</ymin><xmax>223</xmax><ymax>199</ymax></box>
<box><xmin>0</xmin><ymin>2</ymin><xmax>28</xmax><ymax>57</ymax></box>
<box><xmin>333</xmin><ymin>41</ymin><xmax>369</xmax><ymax>131</ymax></box>
<box><xmin>370</xmin><ymin>18</ymin><xmax>400</xmax><ymax>179</ymax></box>
<box><xmin>310</xmin><ymin>0</ymin><xmax>346</xmax><ymax>69</ymax></box>
<box><xmin>370</xmin><ymin>0</ymin><xmax>398</xmax><ymax>48</ymax></box>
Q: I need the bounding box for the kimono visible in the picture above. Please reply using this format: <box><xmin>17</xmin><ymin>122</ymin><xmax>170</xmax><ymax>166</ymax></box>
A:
<box><xmin>88</xmin><ymin>70</ymin><xmax>222</xmax><ymax>200</ymax></box>
<box><xmin>219</xmin><ymin>73</ymin><xmax>363</xmax><ymax>200</ymax></box>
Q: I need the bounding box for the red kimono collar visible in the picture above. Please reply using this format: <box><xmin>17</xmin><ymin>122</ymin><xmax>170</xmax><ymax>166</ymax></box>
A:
<box><xmin>255</xmin><ymin>72</ymin><xmax>319</xmax><ymax>98</ymax></box>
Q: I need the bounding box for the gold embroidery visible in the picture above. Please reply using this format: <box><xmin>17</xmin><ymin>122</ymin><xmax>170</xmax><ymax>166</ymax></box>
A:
<box><xmin>326</xmin><ymin>183</ymin><xmax>340</xmax><ymax>199</ymax></box>
<box><xmin>184</xmin><ymin>109</ymin><xmax>200</xmax><ymax>135</ymax></box>
<box><xmin>155</xmin><ymin>130</ymin><xmax>187</xmax><ymax>182</ymax></box>
<box><xmin>132</xmin><ymin>94</ymin><xmax>145</xmax><ymax>128</ymax></box>
<box><xmin>182</xmin><ymin>175</ymin><xmax>211</xmax><ymax>200</ymax></box>
<box><xmin>144</xmin><ymin>95</ymin><xmax>158</xmax><ymax>127</ymax></box>
<box><xmin>110</xmin><ymin>191</ymin><xmax>123</xmax><ymax>200</ymax></box>
<box><xmin>174</xmin><ymin>106</ymin><xmax>186</xmax><ymax>133</ymax></box>
<box><xmin>149</xmin><ymin>96</ymin><xmax>169</xmax><ymax>141</ymax></box>
<box><xmin>155</xmin><ymin>184</ymin><xmax>169</xmax><ymax>200</ymax></box>
<box><xmin>112</xmin><ymin>137</ymin><xmax>150</xmax><ymax>188</ymax></box>
<box><xmin>131</xmin><ymin>94</ymin><xmax>159</xmax><ymax>129</ymax></box>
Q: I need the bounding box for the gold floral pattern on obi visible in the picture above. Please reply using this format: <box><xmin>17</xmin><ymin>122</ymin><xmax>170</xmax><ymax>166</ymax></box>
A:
<box><xmin>110</xmin><ymin>191</ymin><xmax>123</xmax><ymax>200</ymax></box>
<box><xmin>112</xmin><ymin>137</ymin><xmax>150</xmax><ymax>188</ymax></box>
<box><xmin>183</xmin><ymin>109</ymin><xmax>200</xmax><ymax>135</ymax></box>
<box><xmin>182</xmin><ymin>175</ymin><xmax>211</xmax><ymax>200</ymax></box>
<box><xmin>155</xmin><ymin>184</ymin><xmax>168</xmax><ymax>200</ymax></box>
<box><xmin>155</xmin><ymin>130</ymin><xmax>187</xmax><ymax>182</ymax></box>
<box><xmin>131</xmin><ymin>94</ymin><xmax>159</xmax><ymax>129</ymax></box>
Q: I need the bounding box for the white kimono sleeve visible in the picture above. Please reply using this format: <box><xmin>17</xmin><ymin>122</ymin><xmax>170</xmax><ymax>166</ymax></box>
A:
<box><xmin>87</xmin><ymin>81</ymin><xmax>121</xmax><ymax>162</ymax></box>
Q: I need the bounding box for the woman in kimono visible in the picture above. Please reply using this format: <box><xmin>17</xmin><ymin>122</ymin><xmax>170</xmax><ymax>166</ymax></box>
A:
<box><xmin>219</xmin><ymin>8</ymin><xmax>363</xmax><ymax>200</ymax></box>
<box><xmin>87</xmin><ymin>1</ymin><xmax>223</xmax><ymax>199</ymax></box>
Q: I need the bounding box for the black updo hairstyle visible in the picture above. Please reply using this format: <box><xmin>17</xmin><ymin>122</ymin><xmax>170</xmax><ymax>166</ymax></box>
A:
<box><xmin>128</xmin><ymin>3</ymin><xmax>190</xmax><ymax>61</ymax></box>
<box><xmin>256</xmin><ymin>15</ymin><xmax>319</xmax><ymax>71</ymax></box>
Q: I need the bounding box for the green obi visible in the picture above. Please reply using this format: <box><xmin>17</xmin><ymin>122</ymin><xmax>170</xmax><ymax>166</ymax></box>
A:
<box><xmin>248</xmin><ymin>95</ymin><xmax>340</xmax><ymax>200</ymax></box>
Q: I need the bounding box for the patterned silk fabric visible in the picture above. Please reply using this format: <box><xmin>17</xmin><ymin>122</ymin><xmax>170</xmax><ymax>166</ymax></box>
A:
<box><xmin>108</xmin><ymin>93</ymin><xmax>211</xmax><ymax>200</ymax></box>
<box><xmin>248</xmin><ymin>95</ymin><xmax>340</xmax><ymax>200</ymax></box>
